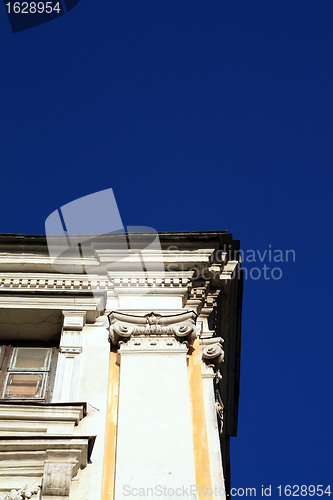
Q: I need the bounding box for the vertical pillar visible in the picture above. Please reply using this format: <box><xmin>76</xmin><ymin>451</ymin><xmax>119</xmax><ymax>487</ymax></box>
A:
<box><xmin>108</xmin><ymin>312</ymin><xmax>198</xmax><ymax>500</ymax></box>
<box><xmin>201</xmin><ymin>338</ymin><xmax>226</xmax><ymax>500</ymax></box>
<box><xmin>52</xmin><ymin>311</ymin><xmax>86</xmax><ymax>403</ymax></box>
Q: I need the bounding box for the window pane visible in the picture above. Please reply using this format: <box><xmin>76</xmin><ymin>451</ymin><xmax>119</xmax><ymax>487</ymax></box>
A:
<box><xmin>10</xmin><ymin>348</ymin><xmax>51</xmax><ymax>370</ymax></box>
<box><xmin>4</xmin><ymin>373</ymin><xmax>47</xmax><ymax>398</ymax></box>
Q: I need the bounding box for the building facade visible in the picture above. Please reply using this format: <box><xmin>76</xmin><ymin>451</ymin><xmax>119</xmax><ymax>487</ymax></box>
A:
<box><xmin>0</xmin><ymin>231</ymin><xmax>243</xmax><ymax>500</ymax></box>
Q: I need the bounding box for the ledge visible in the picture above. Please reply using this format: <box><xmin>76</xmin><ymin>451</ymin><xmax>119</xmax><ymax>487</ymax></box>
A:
<box><xmin>0</xmin><ymin>436</ymin><xmax>95</xmax><ymax>495</ymax></box>
<box><xmin>0</xmin><ymin>402</ymin><xmax>86</xmax><ymax>437</ymax></box>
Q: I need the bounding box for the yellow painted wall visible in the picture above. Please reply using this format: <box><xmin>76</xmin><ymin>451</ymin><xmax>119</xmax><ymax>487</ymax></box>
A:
<box><xmin>102</xmin><ymin>349</ymin><xmax>120</xmax><ymax>500</ymax></box>
<box><xmin>188</xmin><ymin>338</ymin><xmax>212</xmax><ymax>494</ymax></box>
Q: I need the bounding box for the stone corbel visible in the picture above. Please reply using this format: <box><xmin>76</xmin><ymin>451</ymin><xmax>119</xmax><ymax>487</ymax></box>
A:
<box><xmin>42</xmin><ymin>446</ymin><xmax>88</xmax><ymax>498</ymax></box>
<box><xmin>42</xmin><ymin>462</ymin><xmax>73</xmax><ymax>498</ymax></box>
<box><xmin>0</xmin><ymin>437</ymin><xmax>92</xmax><ymax>500</ymax></box>
<box><xmin>52</xmin><ymin>311</ymin><xmax>86</xmax><ymax>403</ymax></box>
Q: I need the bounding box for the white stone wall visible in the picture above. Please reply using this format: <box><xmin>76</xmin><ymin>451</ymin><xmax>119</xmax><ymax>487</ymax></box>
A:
<box><xmin>69</xmin><ymin>318</ymin><xmax>110</xmax><ymax>500</ymax></box>
<box><xmin>0</xmin><ymin>234</ymin><xmax>240</xmax><ymax>500</ymax></box>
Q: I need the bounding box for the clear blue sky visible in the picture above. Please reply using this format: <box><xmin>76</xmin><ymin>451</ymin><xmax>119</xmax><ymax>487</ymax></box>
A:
<box><xmin>0</xmin><ymin>1</ymin><xmax>332</xmax><ymax>496</ymax></box>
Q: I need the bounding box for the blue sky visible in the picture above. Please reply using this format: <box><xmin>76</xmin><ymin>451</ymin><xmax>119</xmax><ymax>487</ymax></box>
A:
<box><xmin>0</xmin><ymin>0</ymin><xmax>332</xmax><ymax>495</ymax></box>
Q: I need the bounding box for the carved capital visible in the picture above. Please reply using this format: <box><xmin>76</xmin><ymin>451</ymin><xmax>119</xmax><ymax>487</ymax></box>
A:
<box><xmin>108</xmin><ymin>311</ymin><xmax>197</xmax><ymax>347</ymax></box>
<box><xmin>201</xmin><ymin>337</ymin><xmax>224</xmax><ymax>367</ymax></box>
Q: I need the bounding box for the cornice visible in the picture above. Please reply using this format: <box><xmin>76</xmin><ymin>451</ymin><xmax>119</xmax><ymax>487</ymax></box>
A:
<box><xmin>0</xmin><ymin>271</ymin><xmax>193</xmax><ymax>294</ymax></box>
<box><xmin>95</xmin><ymin>247</ymin><xmax>216</xmax><ymax>267</ymax></box>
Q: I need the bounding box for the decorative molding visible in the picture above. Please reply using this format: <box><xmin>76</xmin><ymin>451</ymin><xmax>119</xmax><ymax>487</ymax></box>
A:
<box><xmin>0</xmin><ymin>437</ymin><xmax>91</xmax><ymax>479</ymax></box>
<box><xmin>108</xmin><ymin>271</ymin><xmax>193</xmax><ymax>289</ymax></box>
<box><xmin>186</xmin><ymin>282</ymin><xmax>221</xmax><ymax>318</ymax></box>
<box><xmin>0</xmin><ymin>270</ymin><xmax>197</xmax><ymax>294</ymax></box>
<box><xmin>200</xmin><ymin>289</ymin><xmax>220</xmax><ymax>317</ymax></box>
<box><xmin>0</xmin><ymin>274</ymin><xmax>112</xmax><ymax>293</ymax></box>
<box><xmin>118</xmin><ymin>335</ymin><xmax>188</xmax><ymax>354</ymax></box>
<box><xmin>0</xmin><ymin>403</ymin><xmax>84</xmax><ymax>437</ymax></box>
<box><xmin>59</xmin><ymin>347</ymin><xmax>82</xmax><ymax>355</ymax></box>
<box><xmin>3</xmin><ymin>483</ymin><xmax>40</xmax><ymax>499</ymax></box>
<box><xmin>109</xmin><ymin>311</ymin><xmax>197</xmax><ymax>346</ymax></box>
<box><xmin>186</xmin><ymin>286</ymin><xmax>209</xmax><ymax>313</ymax></box>
<box><xmin>189</xmin><ymin>287</ymin><xmax>208</xmax><ymax>301</ymax></box>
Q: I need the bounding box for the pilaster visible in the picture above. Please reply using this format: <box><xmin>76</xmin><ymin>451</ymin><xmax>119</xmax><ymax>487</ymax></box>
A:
<box><xmin>52</xmin><ymin>312</ymin><xmax>86</xmax><ymax>403</ymax></box>
<box><xmin>200</xmin><ymin>337</ymin><xmax>226</xmax><ymax>500</ymax></box>
<box><xmin>108</xmin><ymin>311</ymin><xmax>198</xmax><ymax>500</ymax></box>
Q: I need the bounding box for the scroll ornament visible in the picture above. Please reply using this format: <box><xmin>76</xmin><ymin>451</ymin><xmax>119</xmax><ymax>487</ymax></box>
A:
<box><xmin>202</xmin><ymin>337</ymin><xmax>224</xmax><ymax>367</ymax></box>
<box><xmin>109</xmin><ymin>311</ymin><xmax>197</xmax><ymax>345</ymax></box>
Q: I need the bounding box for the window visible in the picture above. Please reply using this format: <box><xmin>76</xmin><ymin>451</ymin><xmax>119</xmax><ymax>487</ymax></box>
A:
<box><xmin>0</xmin><ymin>346</ymin><xmax>57</xmax><ymax>401</ymax></box>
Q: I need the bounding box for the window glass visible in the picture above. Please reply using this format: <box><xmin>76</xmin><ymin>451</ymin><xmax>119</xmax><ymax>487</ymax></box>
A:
<box><xmin>10</xmin><ymin>347</ymin><xmax>51</xmax><ymax>371</ymax></box>
<box><xmin>4</xmin><ymin>373</ymin><xmax>47</xmax><ymax>399</ymax></box>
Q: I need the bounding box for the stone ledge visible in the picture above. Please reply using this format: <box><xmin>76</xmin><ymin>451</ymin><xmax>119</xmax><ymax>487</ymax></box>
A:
<box><xmin>0</xmin><ymin>436</ymin><xmax>95</xmax><ymax>498</ymax></box>
<box><xmin>0</xmin><ymin>403</ymin><xmax>86</xmax><ymax>437</ymax></box>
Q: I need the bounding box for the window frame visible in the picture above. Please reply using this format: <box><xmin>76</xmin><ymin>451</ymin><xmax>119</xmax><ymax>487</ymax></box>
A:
<box><xmin>0</xmin><ymin>345</ymin><xmax>58</xmax><ymax>403</ymax></box>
